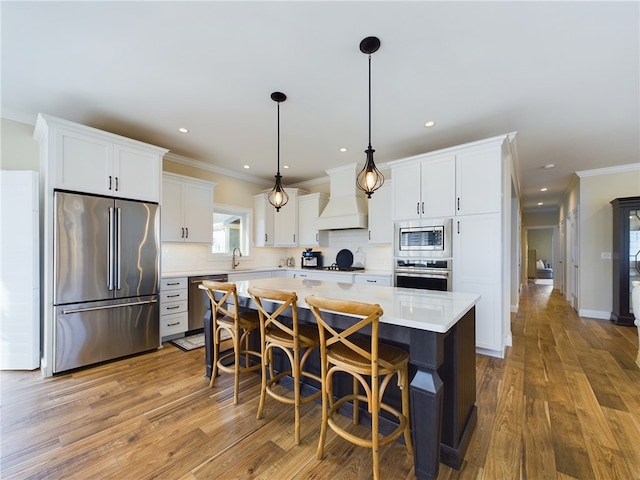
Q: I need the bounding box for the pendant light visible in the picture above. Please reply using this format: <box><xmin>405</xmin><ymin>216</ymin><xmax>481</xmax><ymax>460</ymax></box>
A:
<box><xmin>268</xmin><ymin>91</ymin><xmax>289</xmax><ymax>211</ymax></box>
<box><xmin>356</xmin><ymin>36</ymin><xmax>384</xmax><ymax>199</ymax></box>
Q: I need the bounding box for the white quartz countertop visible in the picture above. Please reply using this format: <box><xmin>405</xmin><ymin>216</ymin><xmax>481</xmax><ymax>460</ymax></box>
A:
<box><xmin>234</xmin><ymin>277</ymin><xmax>480</xmax><ymax>333</ymax></box>
<box><xmin>161</xmin><ymin>267</ymin><xmax>392</xmax><ymax>278</ymax></box>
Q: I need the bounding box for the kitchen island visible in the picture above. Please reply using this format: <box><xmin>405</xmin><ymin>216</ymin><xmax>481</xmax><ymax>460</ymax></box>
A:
<box><xmin>213</xmin><ymin>277</ymin><xmax>479</xmax><ymax>480</ymax></box>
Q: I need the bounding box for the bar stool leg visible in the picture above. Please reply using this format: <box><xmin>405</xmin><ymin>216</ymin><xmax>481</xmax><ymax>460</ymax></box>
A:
<box><xmin>209</xmin><ymin>326</ymin><xmax>220</xmax><ymax>388</ymax></box>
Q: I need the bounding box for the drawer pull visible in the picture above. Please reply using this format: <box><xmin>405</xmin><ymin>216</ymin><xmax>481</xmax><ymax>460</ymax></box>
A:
<box><xmin>167</xmin><ymin>322</ymin><xmax>180</xmax><ymax>327</ymax></box>
<box><xmin>166</xmin><ymin>305</ymin><xmax>180</xmax><ymax>310</ymax></box>
<box><xmin>166</xmin><ymin>282</ymin><xmax>180</xmax><ymax>286</ymax></box>
<box><xmin>166</xmin><ymin>294</ymin><xmax>180</xmax><ymax>298</ymax></box>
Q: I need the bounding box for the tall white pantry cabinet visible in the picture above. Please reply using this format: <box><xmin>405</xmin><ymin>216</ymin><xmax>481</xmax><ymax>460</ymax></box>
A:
<box><xmin>0</xmin><ymin>171</ymin><xmax>40</xmax><ymax>370</ymax></box>
<box><xmin>390</xmin><ymin>133</ymin><xmax>516</xmax><ymax>358</ymax></box>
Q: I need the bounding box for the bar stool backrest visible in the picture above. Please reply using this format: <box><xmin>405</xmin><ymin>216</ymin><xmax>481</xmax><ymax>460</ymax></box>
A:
<box><xmin>305</xmin><ymin>295</ymin><xmax>392</xmax><ymax>371</ymax></box>
<box><xmin>201</xmin><ymin>280</ymin><xmax>239</xmax><ymax>321</ymax></box>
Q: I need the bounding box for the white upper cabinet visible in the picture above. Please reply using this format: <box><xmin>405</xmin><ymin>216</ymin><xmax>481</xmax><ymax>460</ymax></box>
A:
<box><xmin>298</xmin><ymin>193</ymin><xmax>329</xmax><ymax>247</ymax></box>
<box><xmin>162</xmin><ymin>173</ymin><xmax>215</xmax><ymax>243</ymax></box>
<box><xmin>392</xmin><ymin>155</ymin><xmax>455</xmax><ymax>221</ymax></box>
<box><xmin>254</xmin><ymin>193</ymin><xmax>275</xmax><ymax>247</ymax></box>
<box><xmin>254</xmin><ymin>188</ymin><xmax>303</xmax><ymax>247</ymax></box>
<box><xmin>455</xmin><ymin>146</ymin><xmax>502</xmax><ymax>216</ymax></box>
<box><xmin>368</xmin><ymin>182</ymin><xmax>392</xmax><ymax>244</ymax></box>
<box><xmin>35</xmin><ymin>114</ymin><xmax>166</xmax><ymax>203</ymax></box>
<box><xmin>274</xmin><ymin>189</ymin><xmax>300</xmax><ymax>246</ymax></box>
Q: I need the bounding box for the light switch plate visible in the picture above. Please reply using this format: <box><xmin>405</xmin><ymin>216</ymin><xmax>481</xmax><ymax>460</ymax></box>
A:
<box><xmin>601</xmin><ymin>252</ymin><xmax>612</xmax><ymax>259</ymax></box>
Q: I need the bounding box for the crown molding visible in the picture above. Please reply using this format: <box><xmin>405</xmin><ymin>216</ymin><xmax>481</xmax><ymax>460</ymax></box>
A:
<box><xmin>576</xmin><ymin>163</ymin><xmax>640</xmax><ymax>178</ymax></box>
<box><xmin>163</xmin><ymin>152</ymin><xmax>272</xmax><ymax>186</ymax></box>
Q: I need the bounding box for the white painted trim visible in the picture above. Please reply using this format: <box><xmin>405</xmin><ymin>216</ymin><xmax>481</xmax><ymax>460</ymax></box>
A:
<box><xmin>163</xmin><ymin>152</ymin><xmax>272</xmax><ymax>186</ymax></box>
<box><xmin>576</xmin><ymin>163</ymin><xmax>640</xmax><ymax>178</ymax></box>
<box><xmin>578</xmin><ymin>309</ymin><xmax>610</xmax><ymax>320</ymax></box>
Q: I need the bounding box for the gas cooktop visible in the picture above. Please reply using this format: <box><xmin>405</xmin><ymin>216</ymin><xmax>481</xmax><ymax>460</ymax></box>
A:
<box><xmin>319</xmin><ymin>265</ymin><xmax>365</xmax><ymax>272</ymax></box>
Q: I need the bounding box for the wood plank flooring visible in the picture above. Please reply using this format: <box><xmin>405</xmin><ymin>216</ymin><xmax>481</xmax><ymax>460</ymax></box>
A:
<box><xmin>2</xmin><ymin>283</ymin><xmax>640</xmax><ymax>479</ymax></box>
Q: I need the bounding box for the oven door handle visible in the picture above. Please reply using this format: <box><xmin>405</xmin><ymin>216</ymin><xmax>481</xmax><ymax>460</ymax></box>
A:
<box><xmin>395</xmin><ymin>270</ymin><xmax>450</xmax><ymax>279</ymax></box>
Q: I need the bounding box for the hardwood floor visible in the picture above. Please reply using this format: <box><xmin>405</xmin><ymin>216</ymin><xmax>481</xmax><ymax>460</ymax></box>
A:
<box><xmin>2</xmin><ymin>283</ymin><xmax>639</xmax><ymax>479</ymax></box>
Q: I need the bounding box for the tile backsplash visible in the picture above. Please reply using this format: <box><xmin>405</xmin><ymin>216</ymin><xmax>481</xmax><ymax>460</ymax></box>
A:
<box><xmin>161</xmin><ymin>228</ymin><xmax>392</xmax><ymax>274</ymax></box>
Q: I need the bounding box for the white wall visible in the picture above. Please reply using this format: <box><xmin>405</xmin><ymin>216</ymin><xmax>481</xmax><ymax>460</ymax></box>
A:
<box><xmin>1</xmin><ymin>118</ymin><xmax>40</xmax><ymax>170</ymax></box>
<box><xmin>572</xmin><ymin>165</ymin><xmax>640</xmax><ymax>318</ymax></box>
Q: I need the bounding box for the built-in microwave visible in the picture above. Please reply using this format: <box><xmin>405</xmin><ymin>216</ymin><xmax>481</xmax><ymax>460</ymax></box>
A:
<box><xmin>394</xmin><ymin>219</ymin><xmax>452</xmax><ymax>258</ymax></box>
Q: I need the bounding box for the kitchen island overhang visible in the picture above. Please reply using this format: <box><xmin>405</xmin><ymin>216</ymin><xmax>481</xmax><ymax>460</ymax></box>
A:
<box><xmin>208</xmin><ymin>277</ymin><xmax>480</xmax><ymax>480</ymax></box>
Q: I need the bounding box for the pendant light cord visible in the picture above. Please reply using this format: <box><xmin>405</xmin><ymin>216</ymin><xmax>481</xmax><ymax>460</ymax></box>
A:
<box><xmin>277</xmin><ymin>101</ymin><xmax>281</xmax><ymax>175</ymax></box>
<box><xmin>368</xmin><ymin>54</ymin><xmax>372</xmax><ymax>150</ymax></box>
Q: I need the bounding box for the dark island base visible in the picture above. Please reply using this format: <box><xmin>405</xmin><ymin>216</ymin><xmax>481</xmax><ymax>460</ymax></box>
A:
<box><xmin>204</xmin><ymin>305</ymin><xmax>477</xmax><ymax>480</ymax></box>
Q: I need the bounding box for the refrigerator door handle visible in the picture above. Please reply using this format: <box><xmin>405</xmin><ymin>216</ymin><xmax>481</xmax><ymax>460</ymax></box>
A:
<box><xmin>116</xmin><ymin>207</ymin><xmax>122</xmax><ymax>290</ymax></box>
<box><xmin>61</xmin><ymin>298</ymin><xmax>158</xmax><ymax>315</ymax></box>
<box><xmin>108</xmin><ymin>207</ymin><xmax>115</xmax><ymax>291</ymax></box>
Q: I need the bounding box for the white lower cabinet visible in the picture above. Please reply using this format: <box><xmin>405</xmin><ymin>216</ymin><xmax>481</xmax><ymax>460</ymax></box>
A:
<box><xmin>160</xmin><ymin>277</ymin><xmax>188</xmax><ymax>339</ymax></box>
<box><xmin>288</xmin><ymin>270</ymin><xmax>353</xmax><ymax>283</ymax></box>
<box><xmin>354</xmin><ymin>274</ymin><xmax>392</xmax><ymax>286</ymax></box>
<box><xmin>228</xmin><ymin>271</ymin><xmax>273</xmax><ymax>282</ymax></box>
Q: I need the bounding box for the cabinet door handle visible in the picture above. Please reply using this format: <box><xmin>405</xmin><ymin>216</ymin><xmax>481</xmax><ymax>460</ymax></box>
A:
<box><xmin>108</xmin><ymin>175</ymin><xmax>112</xmax><ymax>190</ymax></box>
<box><xmin>166</xmin><ymin>282</ymin><xmax>180</xmax><ymax>286</ymax></box>
<box><xmin>293</xmin><ymin>234</ymin><xmax>295</xmax><ymax>243</ymax></box>
<box><xmin>115</xmin><ymin>177</ymin><xmax>119</xmax><ymax>191</ymax></box>
<box><xmin>181</xmin><ymin>227</ymin><xmax>185</xmax><ymax>238</ymax></box>
<box><xmin>167</xmin><ymin>322</ymin><xmax>180</xmax><ymax>327</ymax></box>
<box><xmin>457</xmin><ymin>221</ymin><xmax>460</xmax><ymax>234</ymax></box>
<box><xmin>316</xmin><ymin>233</ymin><xmax>319</xmax><ymax>242</ymax></box>
<box><xmin>369</xmin><ymin>230</ymin><xmax>371</xmax><ymax>240</ymax></box>
<box><xmin>416</xmin><ymin>202</ymin><xmax>420</xmax><ymax>215</ymax></box>
<box><xmin>421</xmin><ymin>202</ymin><xmax>424</xmax><ymax>214</ymax></box>
<box><xmin>166</xmin><ymin>305</ymin><xmax>180</xmax><ymax>310</ymax></box>
<box><xmin>185</xmin><ymin>227</ymin><xmax>189</xmax><ymax>238</ymax></box>
<box><xmin>265</xmin><ymin>234</ymin><xmax>267</xmax><ymax>242</ymax></box>
<box><xmin>166</xmin><ymin>294</ymin><xmax>180</xmax><ymax>298</ymax></box>
<box><xmin>457</xmin><ymin>197</ymin><xmax>460</xmax><ymax>211</ymax></box>
<box><xmin>366</xmin><ymin>279</ymin><xmax>377</xmax><ymax>283</ymax></box>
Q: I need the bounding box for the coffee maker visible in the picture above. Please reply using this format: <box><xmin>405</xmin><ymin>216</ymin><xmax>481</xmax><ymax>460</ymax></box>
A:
<box><xmin>301</xmin><ymin>249</ymin><xmax>323</xmax><ymax>268</ymax></box>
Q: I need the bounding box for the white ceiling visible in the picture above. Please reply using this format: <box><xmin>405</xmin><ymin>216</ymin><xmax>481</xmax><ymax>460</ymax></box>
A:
<box><xmin>2</xmin><ymin>1</ymin><xmax>638</xmax><ymax>210</ymax></box>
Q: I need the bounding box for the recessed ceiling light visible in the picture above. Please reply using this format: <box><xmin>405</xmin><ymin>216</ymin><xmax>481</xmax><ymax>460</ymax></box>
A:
<box><xmin>283</xmin><ymin>165</ymin><xmax>289</xmax><ymax>169</ymax></box>
<box><xmin>537</xmin><ymin>202</ymin><xmax>544</xmax><ymax>206</ymax></box>
<box><xmin>339</xmin><ymin>147</ymin><xmax>348</xmax><ymax>152</ymax></box>
<box><xmin>243</xmin><ymin>165</ymin><xmax>250</xmax><ymax>169</ymax></box>
<box><xmin>178</xmin><ymin>127</ymin><xmax>189</xmax><ymax>133</ymax></box>
<box><xmin>543</xmin><ymin>163</ymin><xmax>555</xmax><ymax>169</ymax></box>
<box><xmin>540</xmin><ymin>187</ymin><xmax>548</xmax><ymax>192</ymax></box>
<box><xmin>424</xmin><ymin>121</ymin><xmax>436</xmax><ymax>128</ymax></box>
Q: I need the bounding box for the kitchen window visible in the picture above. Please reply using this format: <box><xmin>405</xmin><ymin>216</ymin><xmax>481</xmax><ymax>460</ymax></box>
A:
<box><xmin>212</xmin><ymin>204</ymin><xmax>251</xmax><ymax>256</ymax></box>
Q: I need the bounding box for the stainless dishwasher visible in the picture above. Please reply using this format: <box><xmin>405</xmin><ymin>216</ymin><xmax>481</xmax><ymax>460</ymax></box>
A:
<box><xmin>188</xmin><ymin>274</ymin><xmax>228</xmax><ymax>332</ymax></box>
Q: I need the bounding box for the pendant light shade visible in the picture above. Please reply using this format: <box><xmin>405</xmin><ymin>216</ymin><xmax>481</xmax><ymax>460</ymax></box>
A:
<box><xmin>356</xmin><ymin>36</ymin><xmax>384</xmax><ymax>199</ymax></box>
<box><xmin>268</xmin><ymin>91</ymin><xmax>289</xmax><ymax>211</ymax></box>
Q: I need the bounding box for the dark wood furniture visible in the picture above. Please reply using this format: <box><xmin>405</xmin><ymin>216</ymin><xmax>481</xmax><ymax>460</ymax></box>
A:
<box><xmin>611</xmin><ymin>197</ymin><xmax>640</xmax><ymax>326</ymax></box>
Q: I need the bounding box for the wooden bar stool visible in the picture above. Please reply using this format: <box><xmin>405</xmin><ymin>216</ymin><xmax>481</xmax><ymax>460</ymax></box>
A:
<box><xmin>248</xmin><ymin>287</ymin><xmax>322</xmax><ymax>445</ymax></box>
<box><xmin>305</xmin><ymin>295</ymin><xmax>413</xmax><ymax>480</ymax></box>
<box><xmin>199</xmin><ymin>281</ymin><xmax>261</xmax><ymax>405</ymax></box>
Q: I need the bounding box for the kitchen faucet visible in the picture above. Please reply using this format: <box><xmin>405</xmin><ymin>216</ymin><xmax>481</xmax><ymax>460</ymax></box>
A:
<box><xmin>232</xmin><ymin>247</ymin><xmax>242</xmax><ymax>269</ymax></box>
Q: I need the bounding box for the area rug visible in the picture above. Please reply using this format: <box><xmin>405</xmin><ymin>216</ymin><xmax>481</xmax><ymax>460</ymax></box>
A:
<box><xmin>170</xmin><ymin>333</ymin><xmax>205</xmax><ymax>351</ymax></box>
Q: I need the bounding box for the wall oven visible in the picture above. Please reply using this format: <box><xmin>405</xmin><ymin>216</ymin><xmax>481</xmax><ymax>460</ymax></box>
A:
<box><xmin>394</xmin><ymin>219</ymin><xmax>452</xmax><ymax>259</ymax></box>
<box><xmin>395</xmin><ymin>259</ymin><xmax>451</xmax><ymax>292</ymax></box>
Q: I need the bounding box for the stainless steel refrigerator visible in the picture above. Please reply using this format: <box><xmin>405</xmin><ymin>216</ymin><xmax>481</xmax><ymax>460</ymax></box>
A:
<box><xmin>53</xmin><ymin>191</ymin><xmax>160</xmax><ymax>372</ymax></box>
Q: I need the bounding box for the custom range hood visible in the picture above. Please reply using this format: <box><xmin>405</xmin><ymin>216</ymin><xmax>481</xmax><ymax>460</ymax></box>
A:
<box><xmin>317</xmin><ymin>163</ymin><xmax>368</xmax><ymax>230</ymax></box>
